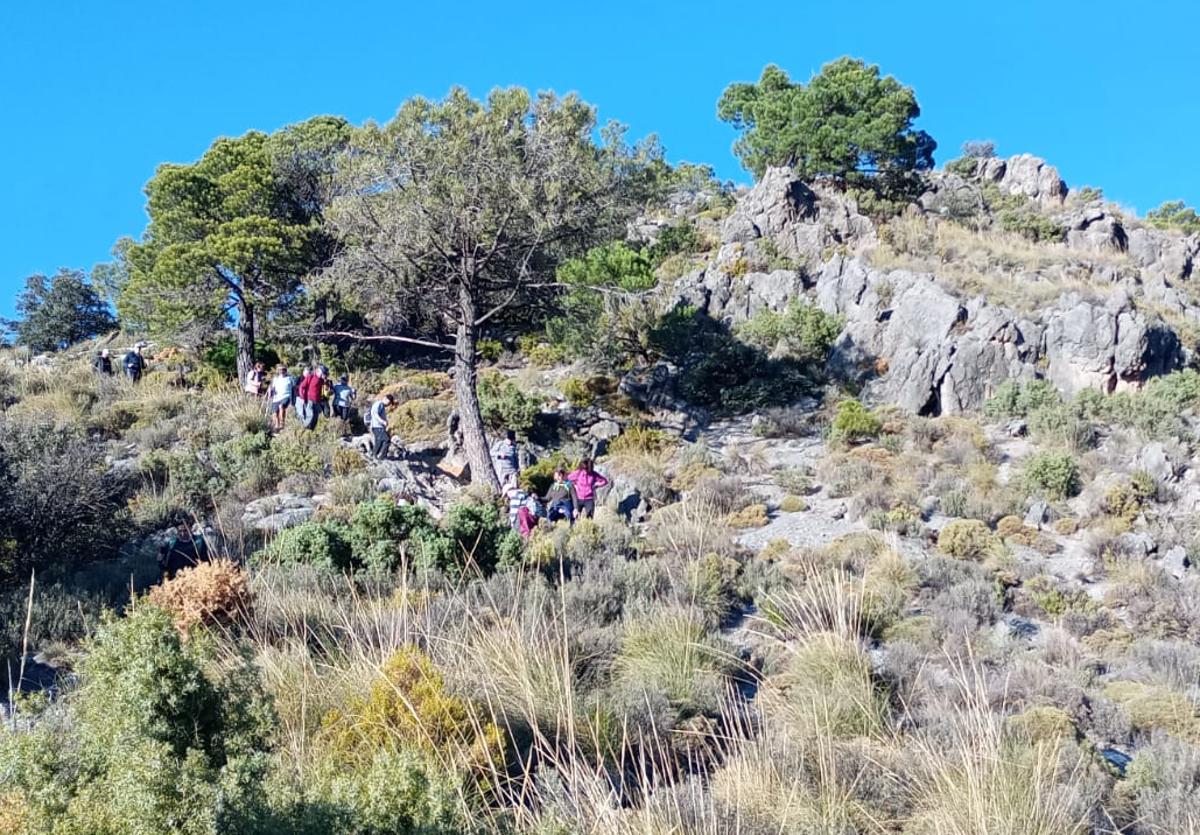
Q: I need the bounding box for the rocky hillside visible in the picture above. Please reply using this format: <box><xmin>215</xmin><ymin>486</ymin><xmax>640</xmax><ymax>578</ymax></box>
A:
<box><xmin>653</xmin><ymin>154</ymin><xmax>1196</xmax><ymax>416</ymax></box>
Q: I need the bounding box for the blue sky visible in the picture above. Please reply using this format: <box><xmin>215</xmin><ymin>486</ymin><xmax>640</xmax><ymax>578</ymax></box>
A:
<box><xmin>2</xmin><ymin>0</ymin><xmax>1197</xmax><ymax>318</ymax></box>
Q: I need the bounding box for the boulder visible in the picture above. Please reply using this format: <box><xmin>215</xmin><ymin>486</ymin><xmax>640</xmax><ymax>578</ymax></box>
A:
<box><xmin>588</xmin><ymin>419</ymin><xmax>623</xmax><ymax>442</ymax></box>
<box><xmin>1134</xmin><ymin>442</ymin><xmax>1180</xmax><ymax>485</ymax></box>
<box><xmin>978</xmin><ymin>154</ymin><xmax>1067</xmax><ymax>207</ymax></box>
<box><xmin>1025</xmin><ymin>500</ymin><xmax>1053</xmax><ymax>529</ymax></box>
<box><xmin>1162</xmin><ymin>545</ymin><xmax>1191</xmax><ymax>580</ymax></box>
<box><xmin>242</xmin><ymin>493</ymin><xmax>317</xmax><ymax>533</ymax></box>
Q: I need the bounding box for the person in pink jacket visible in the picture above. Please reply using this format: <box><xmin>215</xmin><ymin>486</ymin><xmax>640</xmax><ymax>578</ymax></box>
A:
<box><xmin>567</xmin><ymin>458</ymin><xmax>609</xmax><ymax>519</ymax></box>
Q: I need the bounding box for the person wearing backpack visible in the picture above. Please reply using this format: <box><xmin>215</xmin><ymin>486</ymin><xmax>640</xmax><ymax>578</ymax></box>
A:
<box><xmin>123</xmin><ymin>345</ymin><xmax>145</xmax><ymax>382</ymax></box>
<box><xmin>157</xmin><ymin>521</ymin><xmax>209</xmax><ymax>580</ymax></box>
<box><xmin>331</xmin><ymin>374</ymin><xmax>356</xmax><ymax>421</ymax></box>
<box><xmin>268</xmin><ymin>365</ymin><xmax>294</xmax><ymax>431</ymax></box>
<box><xmin>369</xmin><ymin>394</ymin><xmax>397</xmax><ymax>459</ymax></box>
<box><xmin>243</xmin><ymin>361</ymin><xmax>265</xmax><ymax>397</ymax></box>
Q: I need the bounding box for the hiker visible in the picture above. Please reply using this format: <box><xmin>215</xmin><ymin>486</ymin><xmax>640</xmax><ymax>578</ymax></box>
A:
<box><xmin>368</xmin><ymin>393</ymin><xmax>396</xmax><ymax>459</ymax></box>
<box><xmin>123</xmin><ymin>345</ymin><xmax>145</xmax><ymax>382</ymax></box>
<box><xmin>331</xmin><ymin>374</ymin><xmax>356</xmax><ymax>421</ymax></box>
<box><xmin>491</xmin><ymin>429</ymin><xmax>520</xmax><ymax>485</ymax></box>
<box><xmin>268</xmin><ymin>365</ymin><xmax>294</xmax><ymax>430</ymax></box>
<box><xmin>504</xmin><ymin>476</ymin><xmax>539</xmax><ymax>538</ymax></box>
<box><xmin>243</xmin><ymin>361</ymin><xmax>265</xmax><ymax>397</ymax></box>
<box><xmin>157</xmin><ymin>521</ymin><xmax>209</xmax><ymax>580</ymax></box>
<box><xmin>297</xmin><ymin>365</ymin><xmax>327</xmax><ymax>430</ymax></box>
<box><xmin>567</xmin><ymin>458</ymin><xmax>609</xmax><ymax>519</ymax></box>
<box><xmin>92</xmin><ymin>348</ymin><xmax>113</xmax><ymax>376</ymax></box>
<box><xmin>543</xmin><ymin>467</ymin><xmax>579</xmax><ymax>524</ymax></box>
<box><xmin>317</xmin><ymin>365</ymin><xmax>332</xmax><ymax>417</ymax></box>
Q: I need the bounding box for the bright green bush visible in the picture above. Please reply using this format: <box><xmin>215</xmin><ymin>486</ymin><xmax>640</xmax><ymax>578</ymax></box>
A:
<box><xmin>259</xmin><ymin>520</ymin><xmax>354</xmax><ymax>572</ymax></box>
<box><xmin>348</xmin><ymin>498</ymin><xmax>440</xmax><ymax>574</ymax></box>
<box><xmin>478</xmin><ymin>372</ymin><xmax>541</xmax><ymax>435</ymax></box>
<box><xmin>830</xmin><ymin>399</ymin><xmax>882</xmax><ymax>444</ymax></box>
<box><xmin>945</xmin><ymin>157</ymin><xmax>979</xmax><ymax>177</ymax></box>
<box><xmin>1024</xmin><ymin>452</ymin><xmax>1081</xmax><ymax>499</ymax></box>
<box><xmin>734</xmin><ymin>300</ymin><xmax>843</xmax><ymax>362</ymax></box>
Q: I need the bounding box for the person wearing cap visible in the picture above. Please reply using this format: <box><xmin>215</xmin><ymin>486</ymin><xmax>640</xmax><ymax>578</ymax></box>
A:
<box><xmin>369</xmin><ymin>393</ymin><xmax>397</xmax><ymax>459</ymax></box>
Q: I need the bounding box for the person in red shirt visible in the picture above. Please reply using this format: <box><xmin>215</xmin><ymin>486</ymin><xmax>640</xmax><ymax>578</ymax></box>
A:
<box><xmin>297</xmin><ymin>366</ymin><xmax>329</xmax><ymax>430</ymax></box>
<box><xmin>567</xmin><ymin>458</ymin><xmax>609</xmax><ymax>519</ymax></box>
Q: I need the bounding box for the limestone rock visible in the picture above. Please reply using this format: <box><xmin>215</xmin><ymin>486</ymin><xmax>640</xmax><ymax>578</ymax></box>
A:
<box><xmin>243</xmin><ymin>493</ymin><xmax>317</xmax><ymax>533</ymax></box>
<box><xmin>978</xmin><ymin>154</ymin><xmax>1067</xmax><ymax>207</ymax></box>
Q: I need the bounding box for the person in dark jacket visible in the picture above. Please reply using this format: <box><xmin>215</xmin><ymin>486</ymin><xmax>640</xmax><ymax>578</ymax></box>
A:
<box><xmin>123</xmin><ymin>345</ymin><xmax>146</xmax><ymax>382</ymax></box>
<box><xmin>158</xmin><ymin>522</ymin><xmax>209</xmax><ymax>580</ymax></box>
<box><xmin>368</xmin><ymin>394</ymin><xmax>397</xmax><ymax>459</ymax></box>
<box><xmin>543</xmin><ymin>468</ymin><xmax>579</xmax><ymax>524</ymax></box>
<box><xmin>93</xmin><ymin>348</ymin><xmax>113</xmax><ymax>375</ymax></box>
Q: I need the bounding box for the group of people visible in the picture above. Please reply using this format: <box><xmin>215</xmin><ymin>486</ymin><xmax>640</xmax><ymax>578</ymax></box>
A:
<box><xmin>92</xmin><ymin>345</ymin><xmax>146</xmax><ymax>382</ymax></box>
<box><xmin>502</xmin><ymin>455</ymin><xmax>610</xmax><ymax>538</ymax></box>
<box><xmin>244</xmin><ymin>363</ymin><xmax>358</xmax><ymax>433</ymax></box>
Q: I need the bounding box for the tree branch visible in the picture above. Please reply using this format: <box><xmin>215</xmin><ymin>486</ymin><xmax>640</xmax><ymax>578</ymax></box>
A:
<box><xmin>312</xmin><ymin>330</ymin><xmax>454</xmax><ymax>351</ymax></box>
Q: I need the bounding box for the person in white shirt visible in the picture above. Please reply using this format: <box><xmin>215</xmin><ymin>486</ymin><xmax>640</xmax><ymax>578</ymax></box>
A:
<box><xmin>244</xmin><ymin>361</ymin><xmax>265</xmax><ymax>397</ymax></box>
<box><xmin>368</xmin><ymin>394</ymin><xmax>396</xmax><ymax>459</ymax></box>
<box><xmin>268</xmin><ymin>365</ymin><xmax>294</xmax><ymax>431</ymax></box>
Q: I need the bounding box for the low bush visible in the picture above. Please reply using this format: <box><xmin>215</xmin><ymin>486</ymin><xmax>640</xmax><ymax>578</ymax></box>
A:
<box><xmin>779</xmin><ymin>495</ymin><xmax>808</xmax><ymax>513</ymax></box>
<box><xmin>147</xmin><ymin>559</ymin><xmax>252</xmax><ymax>635</ymax></box>
<box><xmin>734</xmin><ymin>300</ymin><xmax>843</xmax><ymax>362</ymax></box>
<box><xmin>259</xmin><ymin>520</ymin><xmax>354</xmax><ymax>572</ymax></box>
<box><xmin>1024</xmin><ymin>452</ymin><xmax>1081</xmax><ymax>500</ymax></box>
<box><xmin>983</xmin><ymin>379</ymin><xmax>1062</xmax><ymax>419</ymax></box>
<box><xmin>775</xmin><ymin>631</ymin><xmax>888</xmax><ymax>739</ymax></box>
<box><xmin>937</xmin><ymin>519</ymin><xmax>1001</xmax><ymax>561</ymax></box>
<box><xmin>725</xmin><ymin>503</ymin><xmax>770</xmax><ymax>529</ymax></box>
<box><xmin>478</xmin><ymin>372</ymin><xmax>541</xmax><ymax>435</ymax></box>
<box><xmin>615</xmin><ymin>609</ymin><xmax>729</xmax><ymax>719</ymax></box>
<box><xmin>830</xmin><ymin>399</ymin><xmax>882</xmax><ymax>445</ymax></box>
<box><xmin>1104</xmin><ymin>681</ymin><xmax>1200</xmax><ymax>741</ymax></box>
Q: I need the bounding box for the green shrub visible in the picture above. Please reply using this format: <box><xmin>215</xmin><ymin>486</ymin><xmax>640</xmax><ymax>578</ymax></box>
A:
<box><xmin>561</xmin><ymin>376</ymin><xmax>591</xmax><ymax>408</ymax></box>
<box><xmin>1145</xmin><ymin>200</ymin><xmax>1200</xmax><ymax>235</ymax></box>
<box><xmin>984</xmin><ymin>379</ymin><xmax>1062</xmax><ymax>419</ymax></box>
<box><xmin>937</xmin><ymin>519</ymin><xmax>1001</xmax><ymax>560</ymax></box>
<box><xmin>1024</xmin><ymin>452</ymin><xmax>1081</xmax><ymax>499</ymax></box>
<box><xmin>830</xmin><ymin>399</ymin><xmax>882</xmax><ymax>444</ymax></box>
<box><xmin>0</xmin><ymin>605</ymin><xmax>273</xmax><ymax>832</ymax></box>
<box><xmin>348</xmin><ymin>499</ymin><xmax>440</xmax><ymax>574</ymax></box>
<box><xmin>945</xmin><ymin>157</ymin><xmax>979</xmax><ymax>177</ymax></box>
<box><xmin>648</xmin><ymin>221</ymin><xmax>701</xmax><ymax>263</ymax></box>
<box><xmin>734</xmin><ymin>300</ymin><xmax>843</xmax><ymax>362</ymax></box>
<box><xmin>608</xmin><ymin>424</ymin><xmax>671</xmax><ymax>457</ymax></box>
<box><xmin>779</xmin><ymin>495</ymin><xmax>808</xmax><ymax>513</ymax></box>
<box><xmin>438</xmin><ymin>498</ymin><xmax>523</xmax><ymax>577</ymax></box>
<box><xmin>476</xmin><ymin>338</ymin><xmax>503</xmax><ymax>363</ymax></box>
<box><xmin>259</xmin><ymin>520</ymin><xmax>354</xmax><ymax>572</ymax></box>
<box><xmin>478</xmin><ymin>372</ymin><xmax>541</xmax><ymax>435</ymax></box>
<box><xmin>1105</xmin><ymin>681</ymin><xmax>1200</xmax><ymax>741</ymax></box>
<box><xmin>203</xmin><ymin>338</ymin><xmax>280</xmax><ymax>380</ymax></box>
<box><xmin>615</xmin><ymin>610</ymin><xmax>728</xmax><ymax>719</ymax></box>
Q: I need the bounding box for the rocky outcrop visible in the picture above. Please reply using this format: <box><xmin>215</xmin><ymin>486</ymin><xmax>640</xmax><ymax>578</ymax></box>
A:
<box><xmin>242</xmin><ymin>493</ymin><xmax>320</xmax><ymax>533</ymax></box>
<box><xmin>664</xmin><ymin>161</ymin><xmax>1192</xmax><ymax>415</ymax></box>
<box><xmin>977</xmin><ymin>153</ymin><xmax>1068</xmax><ymax>207</ymax></box>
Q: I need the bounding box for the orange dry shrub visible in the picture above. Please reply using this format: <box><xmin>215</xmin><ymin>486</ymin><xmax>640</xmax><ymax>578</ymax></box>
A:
<box><xmin>322</xmin><ymin>645</ymin><xmax>506</xmax><ymax>781</ymax></box>
<box><xmin>147</xmin><ymin>559</ymin><xmax>253</xmax><ymax>635</ymax></box>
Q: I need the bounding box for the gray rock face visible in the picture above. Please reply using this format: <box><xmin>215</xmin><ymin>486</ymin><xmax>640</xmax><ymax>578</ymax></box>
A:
<box><xmin>978</xmin><ymin>154</ymin><xmax>1068</xmax><ymax>207</ymax></box>
<box><xmin>243</xmin><ymin>493</ymin><xmax>318</xmax><ymax>533</ymax></box>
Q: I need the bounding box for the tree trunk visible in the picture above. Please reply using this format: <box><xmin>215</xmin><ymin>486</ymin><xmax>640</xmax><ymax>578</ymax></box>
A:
<box><xmin>236</xmin><ymin>302</ymin><xmax>256</xmax><ymax>384</ymax></box>
<box><xmin>453</xmin><ymin>282</ymin><xmax>499</xmax><ymax>491</ymax></box>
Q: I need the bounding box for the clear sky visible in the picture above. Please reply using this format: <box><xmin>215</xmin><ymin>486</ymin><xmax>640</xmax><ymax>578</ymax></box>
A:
<box><xmin>2</xmin><ymin>0</ymin><xmax>1197</xmax><ymax>318</ymax></box>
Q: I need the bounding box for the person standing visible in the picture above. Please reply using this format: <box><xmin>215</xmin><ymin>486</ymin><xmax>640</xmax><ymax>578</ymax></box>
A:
<box><xmin>368</xmin><ymin>394</ymin><xmax>396</xmax><ymax>459</ymax></box>
<box><xmin>123</xmin><ymin>345</ymin><xmax>146</xmax><ymax>382</ymax></box>
<box><xmin>567</xmin><ymin>458</ymin><xmax>609</xmax><ymax>519</ymax></box>
<box><xmin>243</xmin><ymin>361</ymin><xmax>265</xmax><ymax>397</ymax></box>
<box><xmin>268</xmin><ymin>365</ymin><xmax>294</xmax><ymax>431</ymax></box>
<box><xmin>93</xmin><ymin>348</ymin><xmax>113</xmax><ymax>375</ymax></box>
<box><xmin>331</xmin><ymin>374</ymin><xmax>356</xmax><ymax>421</ymax></box>
<box><xmin>491</xmin><ymin>429</ymin><xmax>520</xmax><ymax>485</ymax></box>
<box><xmin>297</xmin><ymin>366</ymin><xmax>328</xmax><ymax>430</ymax></box>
